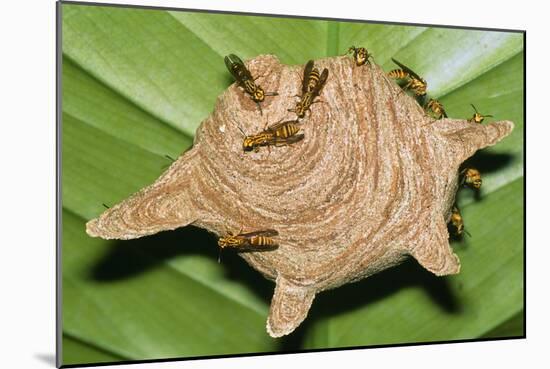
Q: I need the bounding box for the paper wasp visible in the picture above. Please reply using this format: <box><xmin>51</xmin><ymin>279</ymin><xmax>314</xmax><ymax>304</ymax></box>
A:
<box><xmin>224</xmin><ymin>54</ymin><xmax>278</xmax><ymax>115</ymax></box>
<box><xmin>218</xmin><ymin>228</ymin><xmax>278</xmax><ymax>250</ymax></box>
<box><xmin>424</xmin><ymin>98</ymin><xmax>448</xmax><ymax>120</ymax></box>
<box><xmin>239</xmin><ymin>120</ymin><xmax>304</xmax><ymax>152</ymax></box>
<box><xmin>345</xmin><ymin>46</ymin><xmax>374</xmax><ymax>66</ymax></box>
<box><xmin>460</xmin><ymin>167</ymin><xmax>482</xmax><ymax>190</ymax></box>
<box><xmin>289</xmin><ymin>60</ymin><xmax>329</xmax><ymax>118</ymax></box>
<box><xmin>468</xmin><ymin>104</ymin><xmax>493</xmax><ymax>124</ymax></box>
<box><xmin>217</xmin><ymin>228</ymin><xmax>279</xmax><ymax>262</ymax></box>
<box><xmin>449</xmin><ymin>206</ymin><xmax>471</xmax><ymax>237</ymax></box>
<box><xmin>388</xmin><ymin>58</ymin><xmax>427</xmax><ymax>97</ymax></box>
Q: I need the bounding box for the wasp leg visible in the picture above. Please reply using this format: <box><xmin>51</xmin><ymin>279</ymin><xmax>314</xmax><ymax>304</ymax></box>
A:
<box><xmin>394</xmin><ymin>79</ymin><xmax>413</xmax><ymax>97</ymax></box>
<box><xmin>397</xmin><ymin>80</ymin><xmax>412</xmax><ymax>96</ymax></box>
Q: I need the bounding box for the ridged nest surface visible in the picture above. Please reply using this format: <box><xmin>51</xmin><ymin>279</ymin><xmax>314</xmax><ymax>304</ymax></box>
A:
<box><xmin>86</xmin><ymin>55</ymin><xmax>514</xmax><ymax>337</ymax></box>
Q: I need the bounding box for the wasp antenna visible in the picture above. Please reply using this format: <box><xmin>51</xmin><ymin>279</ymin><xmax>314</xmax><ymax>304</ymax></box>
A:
<box><xmin>237</xmin><ymin>126</ymin><xmax>247</xmax><ymax>138</ymax></box>
<box><xmin>470</xmin><ymin>104</ymin><xmax>479</xmax><ymax>113</ymax></box>
<box><xmin>464</xmin><ymin>229</ymin><xmax>472</xmax><ymax>238</ymax></box>
<box><xmin>485</xmin><ymin>114</ymin><xmax>494</xmax><ymax>118</ymax></box>
<box><xmin>102</xmin><ymin>203</ymin><xmax>110</xmax><ymax>209</ymax></box>
<box><xmin>164</xmin><ymin>154</ymin><xmax>176</xmax><ymax>162</ymax></box>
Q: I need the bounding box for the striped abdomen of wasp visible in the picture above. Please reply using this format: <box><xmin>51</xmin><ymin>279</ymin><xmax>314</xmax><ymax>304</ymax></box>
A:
<box><xmin>268</xmin><ymin>119</ymin><xmax>301</xmax><ymax>139</ymax></box>
<box><xmin>304</xmin><ymin>61</ymin><xmax>326</xmax><ymax>93</ymax></box>
<box><xmin>345</xmin><ymin>46</ymin><xmax>374</xmax><ymax>66</ymax></box>
<box><xmin>218</xmin><ymin>229</ymin><xmax>279</xmax><ymax>250</ymax></box>
<box><xmin>468</xmin><ymin>104</ymin><xmax>493</xmax><ymax>124</ymax></box>
<box><xmin>460</xmin><ymin>167</ymin><xmax>482</xmax><ymax>189</ymax></box>
<box><xmin>240</xmin><ymin>120</ymin><xmax>304</xmax><ymax>152</ymax></box>
<box><xmin>425</xmin><ymin>98</ymin><xmax>448</xmax><ymax>120</ymax></box>
<box><xmin>388</xmin><ymin>57</ymin><xmax>427</xmax><ymax>96</ymax></box>
<box><xmin>290</xmin><ymin>60</ymin><xmax>329</xmax><ymax>118</ymax></box>
<box><xmin>449</xmin><ymin>206</ymin><xmax>470</xmax><ymax>237</ymax></box>
<box><xmin>224</xmin><ymin>54</ymin><xmax>277</xmax><ymax>114</ymax></box>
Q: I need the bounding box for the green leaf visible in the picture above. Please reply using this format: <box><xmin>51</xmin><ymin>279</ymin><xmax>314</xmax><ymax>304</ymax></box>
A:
<box><xmin>62</xmin><ymin>56</ymin><xmax>192</xmax><ymax>157</ymax></box>
<box><xmin>481</xmin><ymin>310</ymin><xmax>524</xmax><ymax>339</ymax></box>
<box><xmin>61</xmin><ymin>2</ymin><xmax>524</xmax><ymax>364</ymax></box>
<box><xmin>62</xmin><ymin>334</ymin><xmax>126</xmax><ymax>365</ymax></box>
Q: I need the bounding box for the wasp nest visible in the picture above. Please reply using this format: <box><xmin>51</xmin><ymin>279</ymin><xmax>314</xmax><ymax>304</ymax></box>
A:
<box><xmin>86</xmin><ymin>55</ymin><xmax>514</xmax><ymax>337</ymax></box>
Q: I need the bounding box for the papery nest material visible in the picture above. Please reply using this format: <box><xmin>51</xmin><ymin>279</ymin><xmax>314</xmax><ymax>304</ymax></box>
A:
<box><xmin>86</xmin><ymin>55</ymin><xmax>514</xmax><ymax>337</ymax></box>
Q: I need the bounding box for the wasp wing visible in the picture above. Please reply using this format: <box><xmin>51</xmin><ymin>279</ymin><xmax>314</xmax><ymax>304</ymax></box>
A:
<box><xmin>302</xmin><ymin>60</ymin><xmax>314</xmax><ymax>94</ymax></box>
<box><xmin>225</xmin><ymin>54</ymin><xmax>253</xmax><ymax>82</ymax></box>
<box><xmin>265</xmin><ymin>120</ymin><xmax>300</xmax><ymax>133</ymax></box>
<box><xmin>224</xmin><ymin>54</ymin><xmax>240</xmax><ymax>78</ymax></box>
<box><xmin>391</xmin><ymin>58</ymin><xmax>422</xmax><ymax>80</ymax></box>
<box><xmin>274</xmin><ymin>133</ymin><xmax>305</xmax><ymax>147</ymax></box>
<box><xmin>239</xmin><ymin>229</ymin><xmax>279</xmax><ymax>238</ymax></box>
<box><xmin>314</xmin><ymin>68</ymin><xmax>329</xmax><ymax>95</ymax></box>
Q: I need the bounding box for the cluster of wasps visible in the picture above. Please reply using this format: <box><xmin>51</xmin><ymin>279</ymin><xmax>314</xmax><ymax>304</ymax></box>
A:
<box><xmin>223</xmin><ymin>53</ymin><xmax>329</xmax><ymax>153</ymax></box>
<box><xmin>217</xmin><ymin>53</ymin><xmax>331</xmax><ymax>257</ymax></box>
<box><xmin>216</xmin><ymin>47</ymin><xmax>489</xmax><ymax>255</ymax></box>
<box><xmin>385</xmin><ymin>55</ymin><xmax>490</xmax><ymax>238</ymax></box>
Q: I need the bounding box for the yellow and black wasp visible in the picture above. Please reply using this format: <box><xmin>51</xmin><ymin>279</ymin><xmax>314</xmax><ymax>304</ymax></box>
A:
<box><xmin>449</xmin><ymin>206</ymin><xmax>471</xmax><ymax>237</ymax></box>
<box><xmin>424</xmin><ymin>98</ymin><xmax>448</xmax><ymax>120</ymax></box>
<box><xmin>289</xmin><ymin>60</ymin><xmax>329</xmax><ymax>118</ymax></box>
<box><xmin>239</xmin><ymin>120</ymin><xmax>304</xmax><ymax>152</ymax></box>
<box><xmin>217</xmin><ymin>228</ymin><xmax>279</xmax><ymax>262</ymax></box>
<box><xmin>345</xmin><ymin>46</ymin><xmax>374</xmax><ymax>66</ymax></box>
<box><xmin>460</xmin><ymin>167</ymin><xmax>482</xmax><ymax>190</ymax></box>
<box><xmin>388</xmin><ymin>58</ymin><xmax>427</xmax><ymax>97</ymax></box>
<box><xmin>468</xmin><ymin>104</ymin><xmax>493</xmax><ymax>124</ymax></box>
<box><xmin>224</xmin><ymin>54</ymin><xmax>278</xmax><ymax>115</ymax></box>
